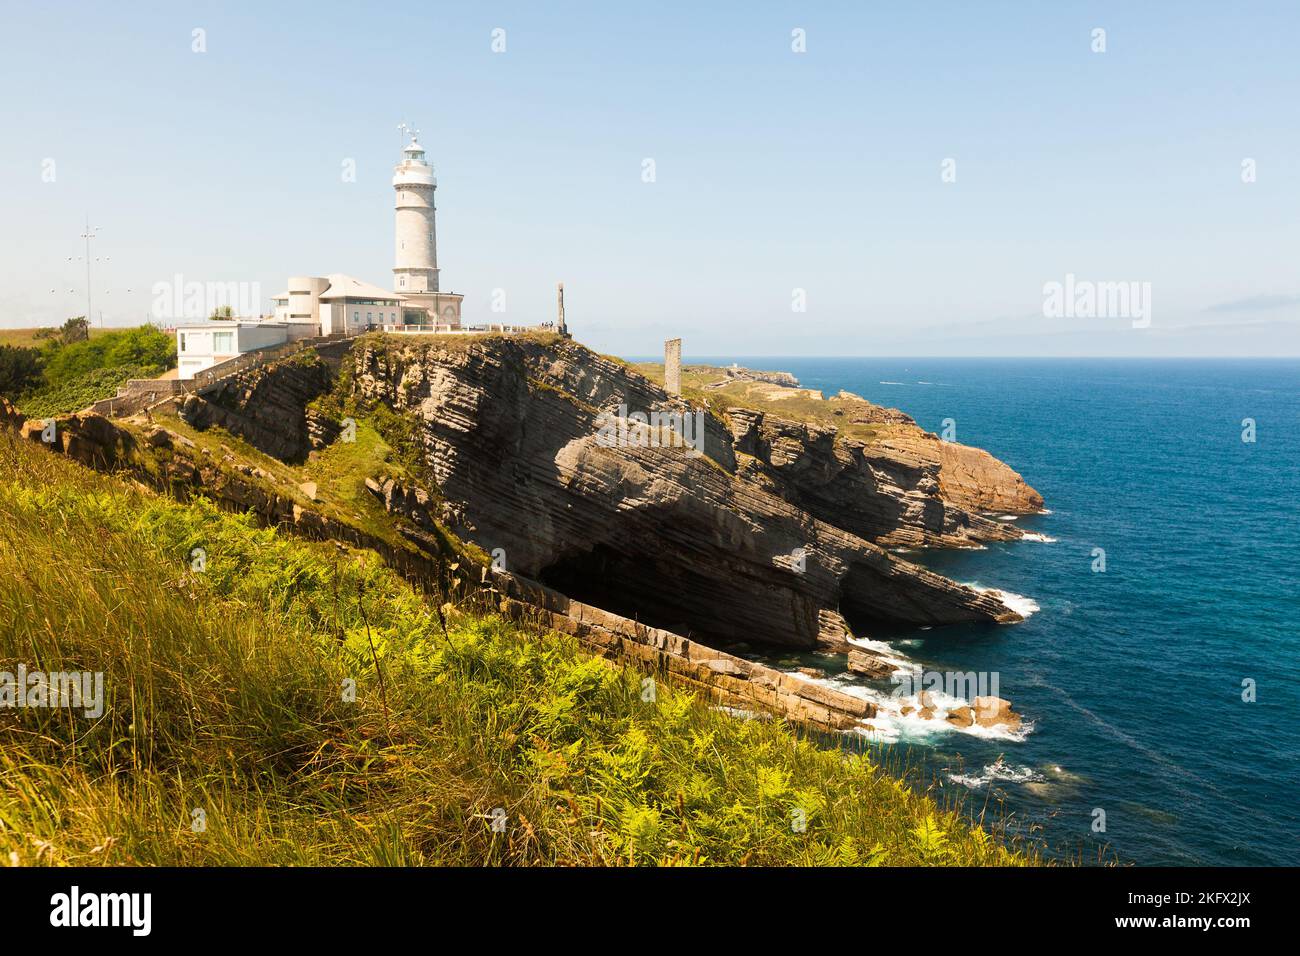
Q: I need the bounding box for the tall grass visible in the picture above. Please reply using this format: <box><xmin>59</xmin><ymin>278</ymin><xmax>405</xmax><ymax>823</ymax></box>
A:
<box><xmin>0</xmin><ymin>432</ymin><xmax>1035</xmax><ymax>866</ymax></box>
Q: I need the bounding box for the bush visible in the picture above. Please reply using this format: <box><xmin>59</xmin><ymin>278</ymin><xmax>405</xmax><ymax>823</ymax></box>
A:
<box><xmin>0</xmin><ymin>345</ymin><xmax>42</xmax><ymax>398</ymax></box>
<box><xmin>16</xmin><ymin>364</ymin><xmax>155</xmax><ymax>417</ymax></box>
<box><xmin>40</xmin><ymin>324</ymin><xmax>174</xmax><ymax>386</ymax></box>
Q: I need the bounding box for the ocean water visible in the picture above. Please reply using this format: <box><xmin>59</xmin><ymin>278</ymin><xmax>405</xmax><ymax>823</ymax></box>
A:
<box><xmin>708</xmin><ymin>358</ymin><xmax>1300</xmax><ymax>866</ymax></box>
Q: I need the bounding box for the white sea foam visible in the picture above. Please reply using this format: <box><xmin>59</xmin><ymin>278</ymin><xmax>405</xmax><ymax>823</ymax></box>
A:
<box><xmin>994</xmin><ymin>514</ymin><xmax>1019</xmax><ymax>521</ymax></box>
<box><xmin>852</xmin><ymin>692</ymin><xmax>1035</xmax><ymax>745</ymax></box>
<box><xmin>1020</xmin><ymin>532</ymin><xmax>1057</xmax><ymax>543</ymax></box>
<box><xmin>948</xmin><ymin>759</ymin><xmax>1045</xmax><ymax>789</ymax></box>
<box><xmin>778</xmin><ymin>633</ymin><xmax>1035</xmax><ymax>745</ymax></box>
<box><xmin>784</xmin><ymin>655</ymin><xmax>1034</xmax><ymax>745</ymax></box>
<box><xmin>968</xmin><ymin>584</ymin><xmax>1040</xmax><ymax>619</ymax></box>
<box><xmin>879</xmin><ymin>381</ymin><xmax>907</xmax><ymax>386</ymax></box>
<box><xmin>845</xmin><ymin>636</ymin><xmax>917</xmax><ymax>675</ymax></box>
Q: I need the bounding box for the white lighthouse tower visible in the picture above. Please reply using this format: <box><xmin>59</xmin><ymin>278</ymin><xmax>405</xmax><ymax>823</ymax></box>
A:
<box><xmin>392</xmin><ymin>130</ymin><xmax>462</xmax><ymax>327</ymax></box>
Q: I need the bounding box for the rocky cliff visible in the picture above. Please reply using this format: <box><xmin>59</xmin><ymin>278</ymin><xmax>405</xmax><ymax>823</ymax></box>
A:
<box><xmin>728</xmin><ymin>408</ymin><xmax>1028</xmax><ymax>549</ymax></box>
<box><xmin>344</xmin><ymin>334</ymin><xmax>1023</xmax><ymax>651</ymax></box>
<box><xmin>177</xmin><ymin>352</ymin><xmax>337</xmax><ymax>463</ymax></box>
<box><xmin>1</xmin><ymin>327</ymin><xmax>1046</xmax><ymax>733</ymax></box>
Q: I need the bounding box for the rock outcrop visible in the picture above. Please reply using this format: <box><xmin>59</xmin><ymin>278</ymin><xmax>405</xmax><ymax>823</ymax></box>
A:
<box><xmin>728</xmin><ymin>408</ymin><xmax>1026</xmax><ymax>549</ymax></box>
<box><xmin>713</xmin><ymin>366</ymin><xmax>801</xmax><ymax>389</ymax></box>
<box><xmin>0</xmin><ymin>337</ymin><xmax>1046</xmax><ymax>733</ymax></box>
<box><xmin>345</xmin><ymin>335</ymin><xmax>1022</xmax><ymax>651</ymax></box>
<box><xmin>872</xmin><ymin>431</ymin><xmax>1044</xmax><ymax>515</ymax></box>
<box><xmin>178</xmin><ymin>353</ymin><xmax>335</xmax><ymax>463</ymax></box>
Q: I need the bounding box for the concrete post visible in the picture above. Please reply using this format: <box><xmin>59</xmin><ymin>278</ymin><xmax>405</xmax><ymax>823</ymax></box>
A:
<box><xmin>664</xmin><ymin>338</ymin><xmax>682</xmax><ymax>396</ymax></box>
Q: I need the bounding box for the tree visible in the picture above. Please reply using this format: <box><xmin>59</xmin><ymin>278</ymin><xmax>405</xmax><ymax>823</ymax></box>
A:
<box><xmin>209</xmin><ymin>305</ymin><xmax>234</xmax><ymax>320</ymax></box>
<box><xmin>59</xmin><ymin>316</ymin><xmax>90</xmax><ymax>344</ymax></box>
<box><xmin>0</xmin><ymin>345</ymin><xmax>43</xmax><ymax>399</ymax></box>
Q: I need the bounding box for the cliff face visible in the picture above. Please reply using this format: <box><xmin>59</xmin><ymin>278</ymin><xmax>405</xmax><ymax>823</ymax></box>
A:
<box><xmin>346</xmin><ymin>335</ymin><xmax>1022</xmax><ymax>651</ymax></box>
<box><xmin>178</xmin><ymin>354</ymin><xmax>336</xmax><ymax>463</ymax></box>
<box><xmin>892</xmin><ymin>433</ymin><xmax>1044</xmax><ymax>515</ymax></box>
<box><xmin>728</xmin><ymin>409</ymin><xmax>1026</xmax><ymax>549</ymax></box>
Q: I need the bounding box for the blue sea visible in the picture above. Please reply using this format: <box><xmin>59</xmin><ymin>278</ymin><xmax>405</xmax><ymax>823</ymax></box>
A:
<box><xmin>705</xmin><ymin>358</ymin><xmax>1300</xmax><ymax>866</ymax></box>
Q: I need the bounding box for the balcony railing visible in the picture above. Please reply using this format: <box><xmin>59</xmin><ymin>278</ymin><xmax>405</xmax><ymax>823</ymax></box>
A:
<box><xmin>380</xmin><ymin>323</ymin><xmax>546</xmax><ymax>335</ymax></box>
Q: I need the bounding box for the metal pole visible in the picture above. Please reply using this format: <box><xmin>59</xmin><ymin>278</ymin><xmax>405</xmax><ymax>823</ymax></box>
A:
<box><xmin>80</xmin><ymin>216</ymin><xmax>98</xmax><ymax>326</ymax></box>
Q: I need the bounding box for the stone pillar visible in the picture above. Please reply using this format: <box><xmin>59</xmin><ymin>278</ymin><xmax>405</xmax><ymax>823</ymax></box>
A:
<box><xmin>664</xmin><ymin>338</ymin><xmax>682</xmax><ymax>396</ymax></box>
<box><xmin>557</xmin><ymin>282</ymin><xmax>567</xmax><ymax>336</ymax></box>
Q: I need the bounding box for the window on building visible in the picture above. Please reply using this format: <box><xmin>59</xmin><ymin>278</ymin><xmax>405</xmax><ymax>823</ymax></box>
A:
<box><xmin>213</xmin><ymin>331</ymin><xmax>234</xmax><ymax>354</ymax></box>
<box><xmin>399</xmin><ymin>276</ymin><xmax>406</xmax><ymax>288</ymax></box>
<box><xmin>367</xmin><ymin>312</ymin><xmax>373</xmax><ymax>323</ymax></box>
<box><xmin>179</xmin><ymin>333</ymin><xmax>187</xmax><ymax>353</ymax></box>
<box><xmin>353</xmin><ymin>311</ymin><xmax>359</xmax><ymax>321</ymax></box>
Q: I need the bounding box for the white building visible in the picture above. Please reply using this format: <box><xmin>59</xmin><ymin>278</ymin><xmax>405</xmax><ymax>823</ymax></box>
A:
<box><xmin>272</xmin><ymin>274</ymin><xmax>404</xmax><ymax>335</ymax></box>
<box><xmin>265</xmin><ymin>135</ymin><xmax>464</xmax><ymax>333</ymax></box>
<box><xmin>391</xmin><ymin>137</ymin><xmax>463</xmax><ymax>327</ymax></box>
<box><xmin>173</xmin><ymin>130</ymin><xmax>533</xmax><ymax>380</ymax></box>
<box><xmin>175</xmin><ymin>321</ymin><xmax>289</xmax><ymax>380</ymax></box>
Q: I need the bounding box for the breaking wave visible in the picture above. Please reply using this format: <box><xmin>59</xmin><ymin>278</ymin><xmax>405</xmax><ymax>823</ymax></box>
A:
<box><xmin>948</xmin><ymin>758</ymin><xmax>1045</xmax><ymax>789</ymax></box>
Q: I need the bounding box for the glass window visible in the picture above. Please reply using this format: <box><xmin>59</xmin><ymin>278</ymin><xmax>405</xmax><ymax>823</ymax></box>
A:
<box><xmin>353</xmin><ymin>311</ymin><xmax>359</xmax><ymax>321</ymax></box>
<box><xmin>179</xmin><ymin>333</ymin><xmax>187</xmax><ymax>353</ymax></box>
<box><xmin>367</xmin><ymin>312</ymin><xmax>373</xmax><ymax>322</ymax></box>
<box><xmin>213</xmin><ymin>331</ymin><xmax>234</xmax><ymax>353</ymax></box>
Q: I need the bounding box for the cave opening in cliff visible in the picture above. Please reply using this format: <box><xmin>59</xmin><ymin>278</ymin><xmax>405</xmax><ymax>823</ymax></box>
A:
<box><xmin>838</xmin><ymin>560</ymin><xmax>944</xmax><ymax>636</ymax></box>
<box><xmin>537</xmin><ymin>544</ymin><xmax>714</xmax><ymax>641</ymax></box>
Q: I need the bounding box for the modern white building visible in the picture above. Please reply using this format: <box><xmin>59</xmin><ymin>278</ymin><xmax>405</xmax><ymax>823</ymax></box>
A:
<box><xmin>272</xmin><ymin>274</ymin><xmax>404</xmax><ymax>335</ymax></box>
<box><xmin>175</xmin><ymin>320</ymin><xmax>289</xmax><ymax>380</ymax></box>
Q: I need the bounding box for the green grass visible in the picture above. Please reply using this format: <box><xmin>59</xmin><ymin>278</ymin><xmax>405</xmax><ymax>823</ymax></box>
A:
<box><xmin>635</xmin><ymin>362</ymin><xmax>898</xmax><ymax>444</ymax></box>
<box><xmin>302</xmin><ymin>417</ymin><xmax>416</xmax><ymax>542</ymax></box>
<box><xmin>135</xmin><ymin>404</ymin><xmax>425</xmax><ymax>555</ymax></box>
<box><xmin>0</xmin><ymin>431</ymin><xmax>1035</xmax><ymax>866</ymax></box>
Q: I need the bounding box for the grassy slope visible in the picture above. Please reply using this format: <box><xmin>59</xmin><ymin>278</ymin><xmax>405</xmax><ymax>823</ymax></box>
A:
<box><xmin>634</xmin><ymin>363</ymin><xmax>902</xmax><ymax>444</ymax></box>
<box><xmin>0</xmin><ymin>431</ymin><xmax>1034</xmax><ymax>866</ymax></box>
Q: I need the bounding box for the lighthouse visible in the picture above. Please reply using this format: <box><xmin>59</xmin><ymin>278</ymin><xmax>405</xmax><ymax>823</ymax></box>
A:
<box><xmin>392</xmin><ymin>132</ymin><xmax>462</xmax><ymax>327</ymax></box>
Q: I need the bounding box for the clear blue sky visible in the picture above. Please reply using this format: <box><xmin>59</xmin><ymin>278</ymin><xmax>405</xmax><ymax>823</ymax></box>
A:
<box><xmin>3</xmin><ymin>0</ymin><xmax>1298</xmax><ymax>356</ymax></box>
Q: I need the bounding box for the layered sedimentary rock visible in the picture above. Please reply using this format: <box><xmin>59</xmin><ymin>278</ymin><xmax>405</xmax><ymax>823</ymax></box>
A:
<box><xmin>878</xmin><ymin>431</ymin><xmax>1044</xmax><ymax>515</ymax></box>
<box><xmin>728</xmin><ymin>408</ymin><xmax>1025</xmax><ymax>549</ymax></box>
<box><xmin>346</xmin><ymin>335</ymin><xmax>1021</xmax><ymax>651</ymax></box>
<box><xmin>178</xmin><ymin>354</ymin><xmax>336</xmax><ymax>463</ymax></box>
<box><xmin>494</xmin><ymin>572</ymin><xmax>876</xmax><ymax>730</ymax></box>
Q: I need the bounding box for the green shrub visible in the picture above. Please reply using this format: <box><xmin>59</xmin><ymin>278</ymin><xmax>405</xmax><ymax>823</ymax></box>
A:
<box><xmin>16</xmin><ymin>364</ymin><xmax>156</xmax><ymax>417</ymax></box>
<box><xmin>0</xmin><ymin>345</ymin><xmax>42</xmax><ymax>399</ymax></box>
<box><xmin>40</xmin><ymin>324</ymin><xmax>174</xmax><ymax>387</ymax></box>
